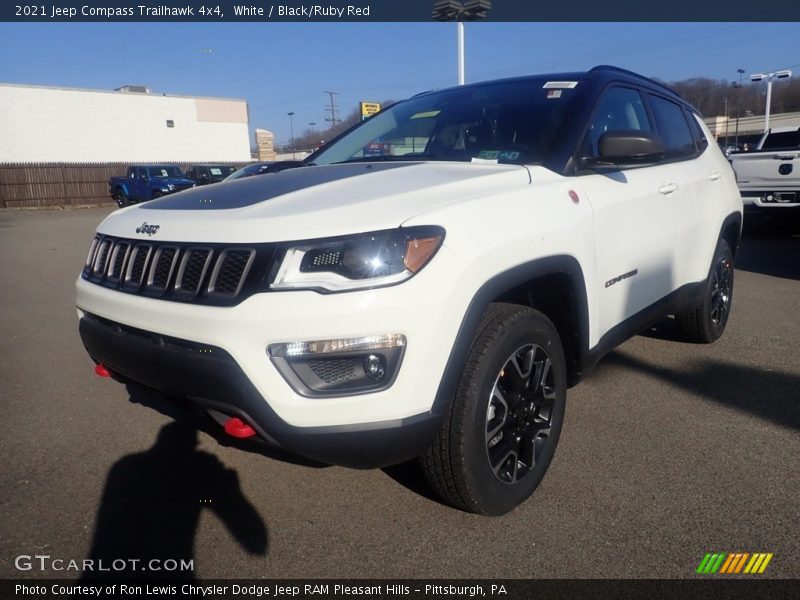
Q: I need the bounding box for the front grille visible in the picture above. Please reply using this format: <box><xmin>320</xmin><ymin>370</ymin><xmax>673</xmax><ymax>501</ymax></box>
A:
<box><xmin>124</xmin><ymin>244</ymin><xmax>152</xmax><ymax>290</ymax></box>
<box><xmin>92</xmin><ymin>239</ymin><xmax>113</xmax><ymax>278</ymax></box>
<box><xmin>106</xmin><ymin>242</ymin><xmax>128</xmax><ymax>282</ymax></box>
<box><xmin>148</xmin><ymin>246</ymin><xmax>178</xmax><ymax>293</ymax></box>
<box><xmin>82</xmin><ymin>235</ymin><xmax>275</xmax><ymax>306</ymax></box>
<box><xmin>209</xmin><ymin>249</ymin><xmax>255</xmax><ymax>296</ymax></box>
<box><xmin>175</xmin><ymin>248</ymin><xmax>212</xmax><ymax>297</ymax></box>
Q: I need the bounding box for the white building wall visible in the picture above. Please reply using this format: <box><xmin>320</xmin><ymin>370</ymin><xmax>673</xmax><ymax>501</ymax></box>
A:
<box><xmin>0</xmin><ymin>84</ymin><xmax>251</xmax><ymax>163</ymax></box>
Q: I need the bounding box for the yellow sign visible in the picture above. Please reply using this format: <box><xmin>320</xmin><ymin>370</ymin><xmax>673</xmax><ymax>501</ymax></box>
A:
<box><xmin>360</xmin><ymin>102</ymin><xmax>381</xmax><ymax>120</ymax></box>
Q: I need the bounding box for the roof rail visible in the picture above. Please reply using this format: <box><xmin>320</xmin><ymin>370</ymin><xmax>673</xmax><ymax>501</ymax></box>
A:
<box><xmin>589</xmin><ymin>65</ymin><xmax>680</xmax><ymax>98</ymax></box>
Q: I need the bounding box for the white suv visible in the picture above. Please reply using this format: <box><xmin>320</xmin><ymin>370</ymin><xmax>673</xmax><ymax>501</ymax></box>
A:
<box><xmin>77</xmin><ymin>66</ymin><xmax>742</xmax><ymax>515</ymax></box>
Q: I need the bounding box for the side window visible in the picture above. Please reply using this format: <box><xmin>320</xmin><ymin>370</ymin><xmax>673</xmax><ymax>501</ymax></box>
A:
<box><xmin>685</xmin><ymin>110</ymin><xmax>709</xmax><ymax>152</ymax></box>
<box><xmin>581</xmin><ymin>86</ymin><xmax>652</xmax><ymax>159</ymax></box>
<box><xmin>648</xmin><ymin>95</ymin><xmax>696</xmax><ymax>160</ymax></box>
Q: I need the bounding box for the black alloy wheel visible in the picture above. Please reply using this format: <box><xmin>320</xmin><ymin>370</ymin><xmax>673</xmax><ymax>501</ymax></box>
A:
<box><xmin>486</xmin><ymin>343</ymin><xmax>555</xmax><ymax>484</ymax></box>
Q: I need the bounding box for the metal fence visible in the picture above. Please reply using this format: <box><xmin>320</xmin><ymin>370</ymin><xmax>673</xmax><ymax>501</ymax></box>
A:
<box><xmin>0</xmin><ymin>162</ymin><xmax>243</xmax><ymax>209</ymax></box>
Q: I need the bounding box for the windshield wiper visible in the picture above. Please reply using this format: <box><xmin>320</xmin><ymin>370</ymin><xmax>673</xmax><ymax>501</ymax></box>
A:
<box><xmin>333</xmin><ymin>153</ymin><xmax>438</xmax><ymax>165</ymax></box>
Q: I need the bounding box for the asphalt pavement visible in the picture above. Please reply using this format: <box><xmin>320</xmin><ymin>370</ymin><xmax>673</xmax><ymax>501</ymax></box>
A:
<box><xmin>0</xmin><ymin>207</ymin><xmax>798</xmax><ymax>579</ymax></box>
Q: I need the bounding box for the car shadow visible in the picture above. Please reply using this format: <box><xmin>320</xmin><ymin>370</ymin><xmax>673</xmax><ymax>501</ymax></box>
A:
<box><xmin>382</xmin><ymin>461</ymin><xmax>443</xmax><ymax>505</ymax></box>
<box><xmin>127</xmin><ymin>383</ymin><xmax>450</xmax><ymax>509</ymax></box>
<box><xmin>601</xmin><ymin>351</ymin><xmax>800</xmax><ymax>431</ymax></box>
<box><xmin>126</xmin><ymin>383</ymin><xmax>328</xmax><ymax>469</ymax></box>
<box><xmin>81</xmin><ymin>421</ymin><xmax>268</xmax><ymax>580</ymax></box>
<box><xmin>735</xmin><ymin>224</ymin><xmax>800</xmax><ymax>281</ymax></box>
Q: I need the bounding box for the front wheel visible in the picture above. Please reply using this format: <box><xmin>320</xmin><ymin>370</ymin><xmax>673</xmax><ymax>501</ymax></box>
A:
<box><xmin>422</xmin><ymin>303</ymin><xmax>567</xmax><ymax>515</ymax></box>
<box><xmin>114</xmin><ymin>189</ymin><xmax>130</xmax><ymax>208</ymax></box>
<box><xmin>676</xmin><ymin>238</ymin><xmax>734</xmax><ymax>343</ymax></box>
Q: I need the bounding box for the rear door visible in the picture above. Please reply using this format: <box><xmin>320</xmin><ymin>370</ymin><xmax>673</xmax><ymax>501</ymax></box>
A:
<box><xmin>647</xmin><ymin>95</ymin><xmax>722</xmax><ymax>287</ymax></box>
<box><xmin>576</xmin><ymin>85</ymin><xmax>680</xmax><ymax>339</ymax></box>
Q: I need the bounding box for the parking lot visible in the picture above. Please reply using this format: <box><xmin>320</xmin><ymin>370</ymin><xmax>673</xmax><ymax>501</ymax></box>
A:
<box><xmin>0</xmin><ymin>206</ymin><xmax>798</xmax><ymax>579</ymax></box>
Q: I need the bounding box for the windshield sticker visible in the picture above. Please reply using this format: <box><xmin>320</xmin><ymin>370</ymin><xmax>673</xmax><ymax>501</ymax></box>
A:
<box><xmin>410</xmin><ymin>110</ymin><xmax>441</xmax><ymax>120</ymax></box>
<box><xmin>210</xmin><ymin>168</ymin><xmax>222</xmax><ymax>175</ymax></box>
<box><xmin>547</xmin><ymin>90</ymin><xmax>562</xmax><ymax>99</ymax></box>
<box><xmin>543</xmin><ymin>81</ymin><xmax>579</xmax><ymax>89</ymax></box>
<box><xmin>472</xmin><ymin>157</ymin><xmax>499</xmax><ymax>165</ymax></box>
<box><xmin>476</xmin><ymin>151</ymin><xmax>520</xmax><ymax>162</ymax></box>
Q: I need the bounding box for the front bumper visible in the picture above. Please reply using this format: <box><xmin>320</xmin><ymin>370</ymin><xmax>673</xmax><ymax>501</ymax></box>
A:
<box><xmin>76</xmin><ymin>245</ymin><xmax>474</xmax><ymax>467</ymax></box>
<box><xmin>78</xmin><ymin>313</ymin><xmax>442</xmax><ymax>468</ymax></box>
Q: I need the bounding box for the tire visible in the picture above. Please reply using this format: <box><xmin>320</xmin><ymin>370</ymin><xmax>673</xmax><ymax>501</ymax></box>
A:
<box><xmin>151</xmin><ymin>190</ymin><xmax>163</xmax><ymax>199</ymax></box>
<box><xmin>114</xmin><ymin>189</ymin><xmax>130</xmax><ymax>208</ymax></box>
<box><xmin>422</xmin><ymin>303</ymin><xmax>567</xmax><ymax>515</ymax></box>
<box><xmin>676</xmin><ymin>238</ymin><xmax>734</xmax><ymax>343</ymax></box>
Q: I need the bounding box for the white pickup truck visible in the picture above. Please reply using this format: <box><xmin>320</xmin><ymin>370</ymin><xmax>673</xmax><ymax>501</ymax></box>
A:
<box><xmin>731</xmin><ymin>126</ymin><xmax>800</xmax><ymax>212</ymax></box>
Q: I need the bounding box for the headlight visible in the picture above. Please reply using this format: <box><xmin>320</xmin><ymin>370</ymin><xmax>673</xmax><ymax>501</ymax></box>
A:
<box><xmin>166</xmin><ymin>184</ymin><xmax>176</xmax><ymax>191</ymax></box>
<box><xmin>270</xmin><ymin>226</ymin><xmax>445</xmax><ymax>292</ymax></box>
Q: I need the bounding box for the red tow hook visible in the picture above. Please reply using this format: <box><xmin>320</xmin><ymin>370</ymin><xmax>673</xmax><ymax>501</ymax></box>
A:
<box><xmin>224</xmin><ymin>417</ymin><xmax>256</xmax><ymax>439</ymax></box>
<box><xmin>94</xmin><ymin>364</ymin><xmax>111</xmax><ymax>378</ymax></box>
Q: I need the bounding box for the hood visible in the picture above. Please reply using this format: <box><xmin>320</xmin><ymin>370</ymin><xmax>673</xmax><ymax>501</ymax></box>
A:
<box><xmin>98</xmin><ymin>162</ymin><xmax>531</xmax><ymax>243</ymax></box>
<box><xmin>156</xmin><ymin>177</ymin><xmax>195</xmax><ymax>186</ymax></box>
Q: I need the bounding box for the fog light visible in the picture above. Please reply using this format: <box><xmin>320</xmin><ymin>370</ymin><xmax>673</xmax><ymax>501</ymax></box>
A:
<box><xmin>364</xmin><ymin>354</ymin><xmax>386</xmax><ymax>381</ymax></box>
<box><xmin>267</xmin><ymin>334</ymin><xmax>406</xmax><ymax>397</ymax></box>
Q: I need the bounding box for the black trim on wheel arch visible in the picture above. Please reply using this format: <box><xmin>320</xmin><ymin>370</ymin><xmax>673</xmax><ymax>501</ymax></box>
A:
<box><xmin>432</xmin><ymin>256</ymin><xmax>590</xmax><ymax>414</ymax></box>
<box><xmin>718</xmin><ymin>211</ymin><xmax>743</xmax><ymax>256</ymax></box>
<box><xmin>433</xmin><ymin>254</ymin><xmax>714</xmax><ymax>418</ymax></box>
<box><xmin>77</xmin><ymin>313</ymin><xmax>443</xmax><ymax>469</ymax></box>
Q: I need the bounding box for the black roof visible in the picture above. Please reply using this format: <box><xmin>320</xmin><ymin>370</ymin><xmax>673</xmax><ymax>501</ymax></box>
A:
<box><xmin>413</xmin><ymin>64</ymin><xmax>686</xmax><ymax>107</ymax></box>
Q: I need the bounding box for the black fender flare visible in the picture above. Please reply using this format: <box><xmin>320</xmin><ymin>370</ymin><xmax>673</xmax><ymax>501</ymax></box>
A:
<box><xmin>431</xmin><ymin>255</ymin><xmax>590</xmax><ymax>417</ymax></box>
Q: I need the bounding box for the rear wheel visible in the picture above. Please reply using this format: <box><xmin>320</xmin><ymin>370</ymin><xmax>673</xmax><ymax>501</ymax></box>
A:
<box><xmin>676</xmin><ymin>238</ymin><xmax>734</xmax><ymax>343</ymax></box>
<box><xmin>422</xmin><ymin>303</ymin><xmax>567</xmax><ymax>515</ymax></box>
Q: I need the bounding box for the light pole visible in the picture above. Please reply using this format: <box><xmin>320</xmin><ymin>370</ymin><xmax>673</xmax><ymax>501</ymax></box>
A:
<box><xmin>432</xmin><ymin>0</ymin><xmax>492</xmax><ymax>85</ymax></box>
<box><xmin>734</xmin><ymin>68</ymin><xmax>744</xmax><ymax>147</ymax></box>
<box><xmin>750</xmin><ymin>69</ymin><xmax>792</xmax><ymax>132</ymax></box>
<box><xmin>287</xmin><ymin>111</ymin><xmax>295</xmax><ymax>159</ymax></box>
<box><xmin>723</xmin><ymin>96</ymin><xmax>729</xmax><ymax>147</ymax></box>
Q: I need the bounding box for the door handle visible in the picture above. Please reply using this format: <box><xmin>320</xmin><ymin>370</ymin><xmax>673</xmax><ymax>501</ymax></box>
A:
<box><xmin>658</xmin><ymin>182</ymin><xmax>678</xmax><ymax>195</ymax></box>
<box><xmin>709</xmin><ymin>171</ymin><xmax>721</xmax><ymax>181</ymax></box>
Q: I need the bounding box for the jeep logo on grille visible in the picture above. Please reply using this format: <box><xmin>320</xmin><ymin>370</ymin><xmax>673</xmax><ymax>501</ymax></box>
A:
<box><xmin>136</xmin><ymin>222</ymin><xmax>160</xmax><ymax>236</ymax></box>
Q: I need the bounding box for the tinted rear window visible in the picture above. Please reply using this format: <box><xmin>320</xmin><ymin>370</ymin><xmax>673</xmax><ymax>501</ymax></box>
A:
<box><xmin>648</xmin><ymin>95</ymin><xmax>696</xmax><ymax>160</ymax></box>
<box><xmin>762</xmin><ymin>130</ymin><xmax>800</xmax><ymax>150</ymax></box>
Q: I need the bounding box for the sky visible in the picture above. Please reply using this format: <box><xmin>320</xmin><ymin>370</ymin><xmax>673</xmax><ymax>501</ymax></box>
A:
<box><xmin>1</xmin><ymin>22</ymin><xmax>798</xmax><ymax>145</ymax></box>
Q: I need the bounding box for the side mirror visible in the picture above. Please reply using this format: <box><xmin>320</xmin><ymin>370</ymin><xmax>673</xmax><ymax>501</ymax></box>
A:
<box><xmin>596</xmin><ymin>130</ymin><xmax>666</xmax><ymax>167</ymax></box>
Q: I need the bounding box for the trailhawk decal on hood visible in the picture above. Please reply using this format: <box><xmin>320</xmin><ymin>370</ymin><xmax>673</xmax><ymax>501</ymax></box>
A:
<box><xmin>141</xmin><ymin>163</ymin><xmax>415</xmax><ymax>211</ymax></box>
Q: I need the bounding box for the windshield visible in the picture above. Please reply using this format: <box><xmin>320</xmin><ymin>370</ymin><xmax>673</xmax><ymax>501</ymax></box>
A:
<box><xmin>148</xmin><ymin>166</ymin><xmax>184</xmax><ymax>178</ymax></box>
<box><xmin>311</xmin><ymin>78</ymin><xmax>580</xmax><ymax>166</ymax></box>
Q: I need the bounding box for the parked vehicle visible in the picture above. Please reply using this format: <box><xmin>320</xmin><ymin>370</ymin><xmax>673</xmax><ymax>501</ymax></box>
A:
<box><xmin>185</xmin><ymin>165</ymin><xmax>237</xmax><ymax>185</ymax></box>
<box><xmin>109</xmin><ymin>166</ymin><xmax>195</xmax><ymax>207</ymax></box>
<box><xmin>730</xmin><ymin>126</ymin><xmax>800</xmax><ymax>214</ymax></box>
<box><xmin>78</xmin><ymin>66</ymin><xmax>741</xmax><ymax>515</ymax></box>
<box><xmin>224</xmin><ymin>160</ymin><xmax>308</xmax><ymax>181</ymax></box>
<box><xmin>224</xmin><ymin>162</ymin><xmax>272</xmax><ymax>181</ymax></box>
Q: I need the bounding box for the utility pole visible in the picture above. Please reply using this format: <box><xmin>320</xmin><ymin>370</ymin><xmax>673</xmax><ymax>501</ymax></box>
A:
<box><xmin>324</xmin><ymin>91</ymin><xmax>340</xmax><ymax>128</ymax></box>
<box><xmin>723</xmin><ymin>96</ymin><xmax>729</xmax><ymax>147</ymax></box>
<box><xmin>734</xmin><ymin>68</ymin><xmax>744</xmax><ymax>148</ymax></box>
<box><xmin>287</xmin><ymin>111</ymin><xmax>295</xmax><ymax>159</ymax></box>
